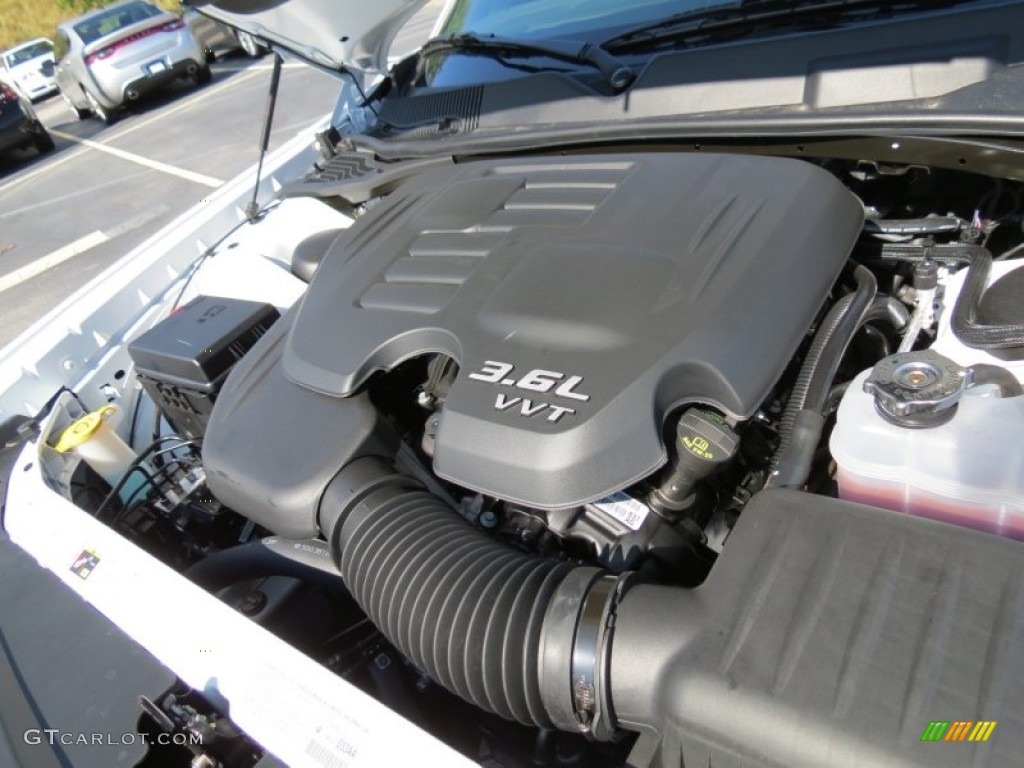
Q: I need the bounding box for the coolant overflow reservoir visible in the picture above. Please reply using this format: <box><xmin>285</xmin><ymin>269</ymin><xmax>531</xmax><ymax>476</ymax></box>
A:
<box><xmin>832</xmin><ymin>361</ymin><xmax>1024</xmax><ymax>540</ymax></box>
<box><xmin>833</xmin><ymin>259</ymin><xmax>1024</xmax><ymax>540</ymax></box>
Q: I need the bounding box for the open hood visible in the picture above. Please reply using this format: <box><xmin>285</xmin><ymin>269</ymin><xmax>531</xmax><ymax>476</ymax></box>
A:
<box><xmin>184</xmin><ymin>0</ymin><xmax>430</xmax><ymax>75</ymax></box>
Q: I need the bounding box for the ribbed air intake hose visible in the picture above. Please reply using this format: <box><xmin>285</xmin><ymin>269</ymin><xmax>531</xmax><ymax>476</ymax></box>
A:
<box><xmin>318</xmin><ymin>456</ymin><xmax>615</xmax><ymax>733</ymax></box>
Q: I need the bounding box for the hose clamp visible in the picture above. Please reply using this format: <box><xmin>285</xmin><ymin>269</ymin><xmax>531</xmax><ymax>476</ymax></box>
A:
<box><xmin>570</xmin><ymin>573</ymin><xmax>631</xmax><ymax>739</ymax></box>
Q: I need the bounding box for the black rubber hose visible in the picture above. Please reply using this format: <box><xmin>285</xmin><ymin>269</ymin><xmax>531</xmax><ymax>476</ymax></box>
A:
<box><xmin>184</xmin><ymin>537</ymin><xmax>343</xmax><ymax>591</ymax></box>
<box><xmin>862</xmin><ymin>296</ymin><xmax>910</xmax><ymax>330</ymax></box>
<box><xmin>770</xmin><ymin>266</ymin><xmax>877</xmax><ymax>488</ymax></box>
<box><xmin>952</xmin><ymin>247</ymin><xmax>1024</xmax><ymax>349</ymax></box>
<box><xmin>878</xmin><ymin>242</ymin><xmax>985</xmax><ymax>265</ymax></box>
<box><xmin>864</xmin><ymin>216</ymin><xmax>964</xmax><ymax>236</ymax></box>
<box><xmin>857</xmin><ymin>296</ymin><xmax>909</xmax><ymax>359</ymax></box>
<box><xmin>318</xmin><ymin>457</ymin><xmax>588</xmax><ymax>728</ymax></box>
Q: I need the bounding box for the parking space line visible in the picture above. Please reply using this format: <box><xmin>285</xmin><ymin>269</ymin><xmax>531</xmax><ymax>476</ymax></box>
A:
<box><xmin>0</xmin><ymin>169</ymin><xmax>151</xmax><ymax>222</ymax></box>
<box><xmin>0</xmin><ymin>231</ymin><xmax>107</xmax><ymax>295</ymax></box>
<box><xmin>0</xmin><ymin>206</ymin><xmax>168</xmax><ymax>295</ymax></box>
<box><xmin>0</xmin><ymin>144</ymin><xmax>92</xmax><ymax>199</ymax></box>
<box><xmin>50</xmin><ymin>130</ymin><xmax>224</xmax><ymax>187</ymax></box>
<box><xmin>0</xmin><ymin>67</ymin><xmax>265</xmax><ymax>199</ymax></box>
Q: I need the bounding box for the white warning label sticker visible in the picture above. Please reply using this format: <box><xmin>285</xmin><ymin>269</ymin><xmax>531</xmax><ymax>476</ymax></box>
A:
<box><xmin>592</xmin><ymin>492</ymin><xmax>649</xmax><ymax>531</ymax></box>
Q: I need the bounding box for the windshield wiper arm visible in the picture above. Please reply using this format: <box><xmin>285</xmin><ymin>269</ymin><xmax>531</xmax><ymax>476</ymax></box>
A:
<box><xmin>419</xmin><ymin>33</ymin><xmax>636</xmax><ymax>91</ymax></box>
<box><xmin>602</xmin><ymin>0</ymin><xmax>963</xmax><ymax>52</ymax></box>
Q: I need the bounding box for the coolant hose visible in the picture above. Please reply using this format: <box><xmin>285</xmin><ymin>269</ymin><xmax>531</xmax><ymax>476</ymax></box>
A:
<box><xmin>970</xmin><ymin>364</ymin><xmax>1024</xmax><ymax>398</ymax></box>
<box><xmin>318</xmin><ymin>457</ymin><xmax>621</xmax><ymax>736</ymax></box>
<box><xmin>185</xmin><ymin>537</ymin><xmax>344</xmax><ymax>590</ymax></box>
<box><xmin>770</xmin><ymin>266</ymin><xmax>877</xmax><ymax>488</ymax></box>
<box><xmin>878</xmin><ymin>242</ymin><xmax>985</xmax><ymax>265</ymax></box>
<box><xmin>864</xmin><ymin>216</ymin><xmax>964</xmax><ymax>236</ymax></box>
<box><xmin>952</xmin><ymin>247</ymin><xmax>1024</xmax><ymax>349</ymax></box>
<box><xmin>862</xmin><ymin>296</ymin><xmax>909</xmax><ymax>330</ymax></box>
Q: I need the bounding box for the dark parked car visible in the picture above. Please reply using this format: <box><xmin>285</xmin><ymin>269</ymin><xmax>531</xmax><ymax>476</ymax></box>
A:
<box><xmin>0</xmin><ymin>81</ymin><xmax>54</xmax><ymax>158</ymax></box>
<box><xmin>54</xmin><ymin>0</ymin><xmax>209</xmax><ymax>125</ymax></box>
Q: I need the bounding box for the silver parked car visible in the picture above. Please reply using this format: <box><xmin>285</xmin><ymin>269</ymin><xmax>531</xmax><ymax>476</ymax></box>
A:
<box><xmin>54</xmin><ymin>0</ymin><xmax>210</xmax><ymax>125</ymax></box>
<box><xmin>0</xmin><ymin>38</ymin><xmax>58</xmax><ymax>102</ymax></box>
<box><xmin>181</xmin><ymin>3</ymin><xmax>267</xmax><ymax>59</ymax></box>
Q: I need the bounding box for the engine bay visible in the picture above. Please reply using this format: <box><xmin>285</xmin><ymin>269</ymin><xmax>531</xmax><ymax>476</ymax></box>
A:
<box><xmin>40</xmin><ymin>146</ymin><xmax>1024</xmax><ymax>767</ymax></box>
<box><xmin>204</xmin><ymin>153</ymin><xmax>863</xmax><ymax>540</ymax></box>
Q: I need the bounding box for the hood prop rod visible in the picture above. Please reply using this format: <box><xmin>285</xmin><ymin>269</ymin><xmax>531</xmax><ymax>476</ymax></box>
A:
<box><xmin>246</xmin><ymin>51</ymin><xmax>283</xmax><ymax>223</ymax></box>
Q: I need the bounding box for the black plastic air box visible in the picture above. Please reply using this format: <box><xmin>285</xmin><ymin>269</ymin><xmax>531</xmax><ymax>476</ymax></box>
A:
<box><xmin>128</xmin><ymin>296</ymin><xmax>279</xmax><ymax>439</ymax></box>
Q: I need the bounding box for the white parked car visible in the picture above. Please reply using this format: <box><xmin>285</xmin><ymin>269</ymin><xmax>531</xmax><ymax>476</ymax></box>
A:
<box><xmin>2</xmin><ymin>1</ymin><xmax>1023</xmax><ymax>766</ymax></box>
<box><xmin>0</xmin><ymin>38</ymin><xmax>58</xmax><ymax>102</ymax></box>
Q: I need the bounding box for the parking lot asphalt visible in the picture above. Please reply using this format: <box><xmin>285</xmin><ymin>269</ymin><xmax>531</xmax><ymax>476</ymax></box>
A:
<box><xmin>0</xmin><ymin>56</ymin><xmax>340</xmax><ymax>349</ymax></box>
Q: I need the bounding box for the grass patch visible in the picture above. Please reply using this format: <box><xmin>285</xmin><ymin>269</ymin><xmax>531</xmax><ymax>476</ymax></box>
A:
<box><xmin>0</xmin><ymin>1</ymin><xmax>178</xmax><ymax>51</ymax></box>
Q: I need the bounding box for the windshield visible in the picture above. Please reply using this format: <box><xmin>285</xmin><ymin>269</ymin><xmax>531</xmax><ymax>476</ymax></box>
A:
<box><xmin>73</xmin><ymin>1</ymin><xmax>163</xmax><ymax>45</ymax></box>
<box><xmin>419</xmin><ymin>0</ymin><xmax>741</xmax><ymax>89</ymax></box>
<box><xmin>6</xmin><ymin>41</ymin><xmax>53</xmax><ymax>67</ymax></box>
<box><xmin>437</xmin><ymin>0</ymin><xmax>729</xmax><ymax>42</ymax></box>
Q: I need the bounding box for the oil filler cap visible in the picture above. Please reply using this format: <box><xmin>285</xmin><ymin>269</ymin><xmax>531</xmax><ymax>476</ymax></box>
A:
<box><xmin>864</xmin><ymin>349</ymin><xmax>971</xmax><ymax>428</ymax></box>
<box><xmin>648</xmin><ymin>408</ymin><xmax>739</xmax><ymax>513</ymax></box>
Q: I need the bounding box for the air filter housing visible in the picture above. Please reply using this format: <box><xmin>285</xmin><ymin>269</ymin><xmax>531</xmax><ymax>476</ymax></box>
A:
<box><xmin>129</xmin><ymin>295</ymin><xmax>279</xmax><ymax>438</ymax></box>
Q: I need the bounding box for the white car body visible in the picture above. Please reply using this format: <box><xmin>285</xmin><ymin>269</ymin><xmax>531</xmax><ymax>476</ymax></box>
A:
<box><xmin>1</xmin><ymin>38</ymin><xmax>58</xmax><ymax>102</ymax></box>
<box><xmin>0</xmin><ymin>5</ymin><xmax>467</xmax><ymax>765</ymax></box>
<box><xmin>4</xmin><ymin>2</ymin><xmax>1024</xmax><ymax>766</ymax></box>
<box><xmin>0</xmin><ymin>116</ymin><xmax>471</xmax><ymax>767</ymax></box>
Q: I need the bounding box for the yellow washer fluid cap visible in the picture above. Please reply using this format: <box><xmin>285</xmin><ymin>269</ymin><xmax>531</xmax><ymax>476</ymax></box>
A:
<box><xmin>55</xmin><ymin>406</ymin><xmax>116</xmax><ymax>453</ymax></box>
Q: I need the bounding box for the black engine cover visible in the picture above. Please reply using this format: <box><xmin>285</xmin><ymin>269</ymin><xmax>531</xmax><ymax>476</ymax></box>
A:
<box><xmin>282</xmin><ymin>153</ymin><xmax>862</xmax><ymax>507</ymax></box>
<box><xmin>282</xmin><ymin>153</ymin><xmax>862</xmax><ymax>508</ymax></box>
